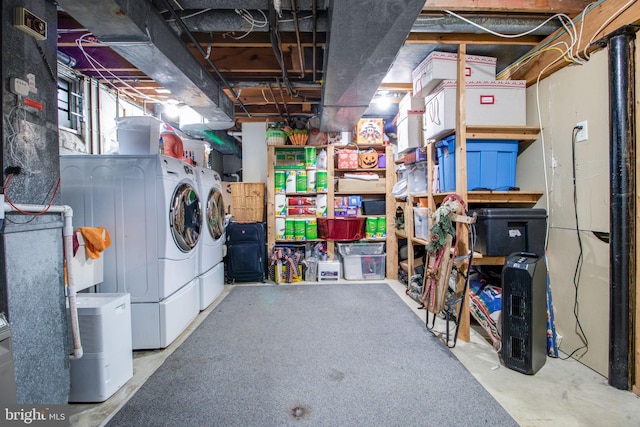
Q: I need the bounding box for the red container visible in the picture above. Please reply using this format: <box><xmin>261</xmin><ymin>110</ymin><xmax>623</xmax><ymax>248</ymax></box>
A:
<box><xmin>317</xmin><ymin>217</ymin><xmax>365</xmax><ymax>241</ymax></box>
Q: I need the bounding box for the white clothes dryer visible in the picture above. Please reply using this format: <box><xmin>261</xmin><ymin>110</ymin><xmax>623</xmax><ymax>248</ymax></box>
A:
<box><xmin>194</xmin><ymin>167</ymin><xmax>225</xmax><ymax>310</ymax></box>
<box><xmin>60</xmin><ymin>154</ymin><xmax>202</xmax><ymax>349</ymax></box>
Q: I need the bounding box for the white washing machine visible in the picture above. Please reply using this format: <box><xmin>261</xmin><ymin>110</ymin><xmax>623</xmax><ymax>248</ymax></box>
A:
<box><xmin>60</xmin><ymin>154</ymin><xmax>202</xmax><ymax>349</ymax></box>
<box><xmin>194</xmin><ymin>167</ymin><xmax>225</xmax><ymax>310</ymax></box>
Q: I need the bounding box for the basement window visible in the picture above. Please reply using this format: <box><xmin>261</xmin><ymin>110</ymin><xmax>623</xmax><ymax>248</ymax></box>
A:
<box><xmin>57</xmin><ymin>76</ymin><xmax>83</xmax><ymax>131</ymax></box>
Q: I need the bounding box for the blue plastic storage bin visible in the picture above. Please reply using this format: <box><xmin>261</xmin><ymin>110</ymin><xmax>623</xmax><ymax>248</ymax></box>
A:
<box><xmin>435</xmin><ymin>136</ymin><xmax>518</xmax><ymax>192</ymax></box>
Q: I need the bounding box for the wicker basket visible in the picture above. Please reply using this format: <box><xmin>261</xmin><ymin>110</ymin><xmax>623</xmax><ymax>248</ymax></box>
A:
<box><xmin>230</xmin><ymin>183</ymin><xmax>265</xmax><ymax>222</ymax></box>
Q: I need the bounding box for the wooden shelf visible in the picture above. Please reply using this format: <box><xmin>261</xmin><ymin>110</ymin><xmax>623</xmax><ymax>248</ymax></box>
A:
<box><xmin>409</xmin><ymin>192</ymin><xmax>430</xmax><ymax>199</ymax></box>
<box><xmin>267</xmin><ymin>144</ymin><xmax>398</xmax><ymax>281</ymax></box>
<box><xmin>390</xmin><ymin>48</ymin><xmax>543</xmax><ymax>347</ymax></box>
<box><xmin>411</xmin><ymin>237</ymin><xmax>429</xmax><ymax>245</ymax></box>
<box><xmin>395</xmin><ymin>230</ymin><xmax>408</xmax><ymax>239</ymax></box>
<box><xmin>472</xmin><ymin>253</ymin><xmax>506</xmax><ymax>266</ymax></box>
<box><xmin>335</xmin><ymin>168</ymin><xmax>385</xmax><ymax>172</ymax></box>
<box><xmin>269</xmin><ymin>144</ymin><xmax>329</xmax><ymax>149</ymax></box>
<box><xmin>433</xmin><ymin>191</ymin><xmax>543</xmax><ymax>205</ymax></box>
<box><xmin>334</xmin><ymin>191</ymin><xmax>386</xmax><ymax>195</ymax></box>
<box><xmin>435</xmin><ymin>125</ymin><xmax>541</xmax><ymax>153</ymax></box>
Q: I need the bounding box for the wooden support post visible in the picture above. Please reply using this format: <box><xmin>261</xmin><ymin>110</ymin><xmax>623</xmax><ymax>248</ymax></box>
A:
<box><xmin>455</xmin><ymin>44</ymin><xmax>471</xmax><ymax>342</ymax></box>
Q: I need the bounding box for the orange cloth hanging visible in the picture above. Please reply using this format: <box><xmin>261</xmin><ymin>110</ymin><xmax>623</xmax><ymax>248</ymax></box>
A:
<box><xmin>77</xmin><ymin>227</ymin><xmax>111</xmax><ymax>259</ymax></box>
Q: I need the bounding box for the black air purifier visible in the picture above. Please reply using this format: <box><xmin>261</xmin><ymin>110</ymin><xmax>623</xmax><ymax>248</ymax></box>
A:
<box><xmin>501</xmin><ymin>252</ymin><xmax>547</xmax><ymax>375</ymax></box>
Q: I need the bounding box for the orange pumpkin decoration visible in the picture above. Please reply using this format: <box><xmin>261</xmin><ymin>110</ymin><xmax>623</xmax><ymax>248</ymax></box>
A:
<box><xmin>359</xmin><ymin>150</ymin><xmax>378</xmax><ymax>169</ymax></box>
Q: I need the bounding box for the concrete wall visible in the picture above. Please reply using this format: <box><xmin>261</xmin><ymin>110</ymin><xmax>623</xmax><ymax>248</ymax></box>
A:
<box><xmin>1</xmin><ymin>0</ymin><xmax>70</xmax><ymax>403</ymax></box>
<box><xmin>521</xmin><ymin>48</ymin><xmax>611</xmax><ymax>376</ymax></box>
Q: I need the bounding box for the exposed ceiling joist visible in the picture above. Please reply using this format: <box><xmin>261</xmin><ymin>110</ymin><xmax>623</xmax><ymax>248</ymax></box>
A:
<box><xmin>405</xmin><ymin>32</ymin><xmax>542</xmax><ymax>46</ymax></box>
<box><xmin>422</xmin><ymin>0</ymin><xmax>593</xmax><ymax>14</ymax></box>
<box><xmin>501</xmin><ymin>0</ymin><xmax>640</xmax><ymax>84</ymax></box>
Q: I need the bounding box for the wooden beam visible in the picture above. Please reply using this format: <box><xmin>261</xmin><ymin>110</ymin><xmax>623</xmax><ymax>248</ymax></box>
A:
<box><xmin>405</xmin><ymin>32</ymin><xmax>542</xmax><ymax>46</ymax></box>
<box><xmin>422</xmin><ymin>0</ymin><xmax>592</xmax><ymax>14</ymax></box>
<box><xmin>500</xmin><ymin>1</ymin><xmax>640</xmax><ymax>84</ymax></box>
<box><xmin>455</xmin><ymin>44</ymin><xmax>471</xmax><ymax>343</ymax></box>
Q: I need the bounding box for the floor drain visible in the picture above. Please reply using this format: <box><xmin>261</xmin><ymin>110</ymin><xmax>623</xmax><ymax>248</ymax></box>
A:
<box><xmin>291</xmin><ymin>406</ymin><xmax>306</xmax><ymax>419</ymax></box>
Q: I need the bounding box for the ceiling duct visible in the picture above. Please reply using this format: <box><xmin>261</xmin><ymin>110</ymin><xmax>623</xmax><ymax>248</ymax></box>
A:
<box><xmin>319</xmin><ymin>0</ymin><xmax>425</xmax><ymax>131</ymax></box>
<box><xmin>180</xmin><ymin>123</ymin><xmax>242</xmax><ymax>157</ymax></box>
<box><xmin>56</xmin><ymin>0</ymin><xmax>234</xmax><ymax>123</ymax></box>
<box><xmin>166</xmin><ymin>9</ymin><xmax>328</xmax><ymax>33</ymax></box>
<box><xmin>411</xmin><ymin>15</ymin><xmax>562</xmax><ymax>35</ymax></box>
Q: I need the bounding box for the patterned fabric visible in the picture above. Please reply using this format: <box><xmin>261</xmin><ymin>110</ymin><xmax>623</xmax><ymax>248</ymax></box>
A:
<box><xmin>468</xmin><ymin>278</ymin><xmax>502</xmax><ymax>351</ymax></box>
<box><xmin>546</xmin><ymin>261</ymin><xmax>560</xmax><ymax>358</ymax></box>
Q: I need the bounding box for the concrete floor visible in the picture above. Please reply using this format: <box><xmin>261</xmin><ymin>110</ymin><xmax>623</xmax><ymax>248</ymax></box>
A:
<box><xmin>69</xmin><ymin>280</ymin><xmax>640</xmax><ymax>427</ymax></box>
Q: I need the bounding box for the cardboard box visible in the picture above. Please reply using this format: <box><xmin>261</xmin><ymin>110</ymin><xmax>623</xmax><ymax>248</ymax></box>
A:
<box><xmin>424</xmin><ymin>80</ymin><xmax>526</xmax><ymax>141</ymax></box>
<box><xmin>412</xmin><ymin>51</ymin><xmax>497</xmax><ymax>97</ymax></box>
<box><xmin>334</xmin><ymin>206</ymin><xmax>358</xmax><ymax>217</ymax></box>
<box><xmin>318</xmin><ymin>260</ymin><xmax>341</xmax><ymax>281</ymax></box>
<box><xmin>356</xmin><ymin>118</ymin><xmax>384</xmax><ymax>145</ymax></box>
<box><xmin>327</xmin><ymin>131</ymin><xmax>353</xmax><ymax>146</ymax></box>
<box><xmin>337</xmin><ymin>177</ymin><xmax>387</xmax><ymax>193</ymax></box>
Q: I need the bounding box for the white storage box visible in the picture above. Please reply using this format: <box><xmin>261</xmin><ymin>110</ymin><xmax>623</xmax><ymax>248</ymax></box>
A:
<box><xmin>70</xmin><ymin>231</ymin><xmax>105</xmax><ymax>292</ymax></box>
<box><xmin>318</xmin><ymin>260</ymin><xmax>341</xmax><ymax>281</ymax></box>
<box><xmin>408</xmin><ymin>161</ymin><xmax>428</xmax><ymax>195</ymax></box>
<box><xmin>398</xmin><ymin>93</ymin><xmax>425</xmax><ymax>119</ymax></box>
<box><xmin>412</xmin><ymin>51</ymin><xmax>497</xmax><ymax>97</ymax></box>
<box><xmin>68</xmin><ymin>293</ymin><xmax>133</xmax><ymax>402</ymax></box>
<box><xmin>115</xmin><ymin>116</ymin><xmax>165</xmax><ymax>155</ymax></box>
<box><xmin>414</xmin><ymin>207</ymin><xmax>430</xmax><ymax>240</ymax></box>
<box><xmin>424</xmin><ymin>80</ymin><xmax>527</xmax><ymax>141</ymax></box>
<box><xmin>397</xmin><ymin>111</ymin><xmax>424</xmax><ymax>154</ymax></box>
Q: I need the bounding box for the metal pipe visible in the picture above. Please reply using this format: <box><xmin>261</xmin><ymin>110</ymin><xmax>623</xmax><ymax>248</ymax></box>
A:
<box><xmin>290</xmin><ymin>0</ymin><xmax>305</xmax><ymax>78</ymax></box>
<box><xmin>312</xmin><ymin>0</ymin><xmax>317</xmax><ymax>82</ymax></box>
<box><xmin>157</xmin><ymin>0</ymin><xmax>251</xmax><ymax>117</ymax></box>
<box><xmin>607</xmin><ymin>26</ymin><xmax>636</xmax><ymax>391</ymax></box>
<box><xmin>267</xmin><ymin>82</ymin><xmax>284</xmax><ymax>119</ymax></box>
<box><xmin>268</xmin><ymin>2</ymin><xmax>296</xmax><ymax>98</ymax></box>
<box><xmin>277</xmin><ymin>78</ymin><xmax>290</xmax><ymax>117</ymax></box>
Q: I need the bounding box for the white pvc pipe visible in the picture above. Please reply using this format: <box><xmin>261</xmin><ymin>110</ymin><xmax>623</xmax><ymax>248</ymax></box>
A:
<box><xmin>3</xmin><ymin>202</ymin><xmax>83</xmax><ymax>360</ymax></box>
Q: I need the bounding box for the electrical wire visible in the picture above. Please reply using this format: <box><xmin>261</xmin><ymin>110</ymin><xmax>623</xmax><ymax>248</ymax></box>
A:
<box><xmin>75</xmin><ymin>33</ymin><xmax>166</xmax><ymax>104</ymax></box>
<box><xmin>2</xmin><ymin>174</ymin><xmax>61</xmax><ymax>216</ymax></box>
<box><xmin>581</xmin><ymin>0</ymin><xmax>635</xmax><ymax>61</ymax></box>
<box><xmin>558</xmin><ymin>126</ymin><xmax>589</xmax><ymax>360</ymax></box>
<box><xmin>3</xmin><ymin>100</ymin><xmax>42</xmax><ymax>175</ymax></box>
<box><xmin>3</xmin><ymin>178</ymin><xmax>60</xmax><ymax>225</ymax></box>
<box><xmin>223</xmin><ymin>9</ymin><xmax>268</xmax><ymax>40</ymax></box>
<box><xmin>165</xmin><ymin>8</ymin><xmax>211</xmax><ymax>22</ymax></box>
<box><xmin>445</xmin><ymin>10</ymin><xmax>573</xmax><ymax>39</ymax></box>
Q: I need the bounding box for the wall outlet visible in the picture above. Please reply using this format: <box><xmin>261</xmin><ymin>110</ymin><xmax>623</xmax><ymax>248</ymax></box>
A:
<box><xmin>576</xmin><ymin>120</ymin><xmax>588</xmax><ymax>142</ymax></box>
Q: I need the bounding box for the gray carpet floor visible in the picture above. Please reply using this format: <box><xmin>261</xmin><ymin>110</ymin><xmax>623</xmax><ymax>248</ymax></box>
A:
<box><xmin>107</xmin><ymin>284</ymin><xmax>517</xmax><ymax>426</ymax></box>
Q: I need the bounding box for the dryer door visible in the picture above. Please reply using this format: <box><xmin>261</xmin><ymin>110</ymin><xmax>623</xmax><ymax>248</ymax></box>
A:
<box><xmin>206</xmin><ymin>187</ymin><xmax>225</xmax><ymax>241</ymax></box>
<box><xmin>170</xmin><ymin>182</ymin><xmax>202</xmax><ymax>252</ymax></box>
